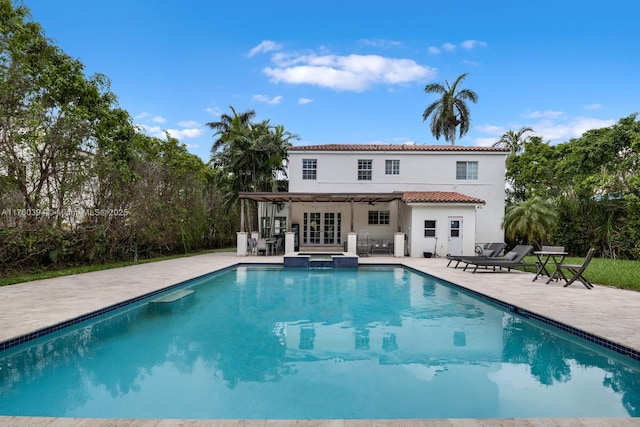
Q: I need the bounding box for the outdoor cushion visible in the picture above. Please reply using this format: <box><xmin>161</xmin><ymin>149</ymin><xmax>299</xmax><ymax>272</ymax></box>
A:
<box><xmin>504</xmin><ymin>251</ymin><xmax>518</xmax><ymax>260</ymax></box>
<box><xmin>483</xmin><ymin>249</ymin><xmax>493</xmax><ymax>256</ymax></box>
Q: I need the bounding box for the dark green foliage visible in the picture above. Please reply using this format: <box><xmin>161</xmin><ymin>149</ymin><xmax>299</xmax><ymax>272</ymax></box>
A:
<box><xmin>0</xmin><ymin>1</ymin><xmax>235</xmax><ymax>276</ymax></box>
<box><xmin>507</xmin><ymin>114</ymin><xmax>640</xmax><ymax>260</ymax></box>
<box><xmin>207</xmin><ymin>105</ymin><xmax>298</xmax><ymax>232</ymax></box>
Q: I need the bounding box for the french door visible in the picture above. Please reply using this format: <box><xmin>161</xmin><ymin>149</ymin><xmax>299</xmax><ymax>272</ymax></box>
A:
<box><xmin>303</xmin><ymin>212</ymin><xmax>342</xmax><ymax>245</ymax></box>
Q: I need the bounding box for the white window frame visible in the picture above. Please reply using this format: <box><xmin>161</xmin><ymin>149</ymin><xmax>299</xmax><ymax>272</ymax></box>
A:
<box><xmin>302</xmin><ymin>159</ymin><xmax>317</xmax><ymax>180</ymax></box>
<box><xmin>358</xmin><ymin>159</ymin><xmax>372</xmax><ymax>181</ymax></box>
<box><xmin>368</xmin><ymin>210</ymin><xmax>390</xmax><ymax>225</ymax></box>
<box><xmin>456</xmin><ymin>161</ymin><xmax>478</xmax><ymax>180</ymax></box>
<box><xmin>385</xmin><ymin>159</ymin><xmax>400</xmax><ymax>175</ymax></box>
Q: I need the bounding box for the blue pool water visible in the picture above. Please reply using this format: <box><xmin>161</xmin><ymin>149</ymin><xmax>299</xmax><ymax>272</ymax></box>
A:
<box><xmin>1</xmin><ymin>266</ymin><xmax>639</xmax><ymax>419</ymax></box>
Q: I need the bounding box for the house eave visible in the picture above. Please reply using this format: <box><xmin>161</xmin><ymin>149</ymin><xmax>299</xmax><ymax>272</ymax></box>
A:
<box><xmin>238</xmin><ymin>192</ymin><xmax>403</xmax><ymax>203</ymax></box>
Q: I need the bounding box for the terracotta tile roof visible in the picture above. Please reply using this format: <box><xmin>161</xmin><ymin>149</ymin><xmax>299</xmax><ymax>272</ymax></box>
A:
<box><xmin>401</xmin><ymin>191</ymin><xmax>485</xmax><ymax>204</ymax></box>
<box><xmin>289</xmin><ymin>144</ymin><xmax>508</xmax><ymax>153</ymax></box>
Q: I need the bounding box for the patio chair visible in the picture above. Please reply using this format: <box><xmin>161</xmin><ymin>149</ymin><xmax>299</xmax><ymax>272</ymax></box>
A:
<box><xmin>446</xmin><ymin>242</ymin><xmax>506</xmax><ymax>268</ymax></box>
<box><xmin>356</xmin><ymin>229</ymin><xmax>372</xmax><ymax>256</ymax></box>
<box><xmin>247</xmin><ymin>238</ymin><xmax>258</xmax><ymax>256</ymax></box>
<box><xmin>461</xmin><ymin>245</ymin><xmax>534</xmax><ymax>273</ymax></box>
<box><xmin>275</xmin><ymin>235</ymin><xmax>284</xmax><ymax>254</ymax></box>
<box><xmin>559</xmin><ymin>248</ymin><xmax>595</xmax><ymax>289</ymax></box>
<box><xmin>256</xmin><ymin>238</ymin><xmax>267</xmax><ymax>256</ymax></box>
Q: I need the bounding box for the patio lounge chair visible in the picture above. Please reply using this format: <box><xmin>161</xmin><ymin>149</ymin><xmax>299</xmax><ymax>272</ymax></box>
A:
<box><xmin>558</xmin><ymin>248</ymin><xmax>595</xmax><ymax>289</ymax></box>
<box><xmin>461</xmin><ymin>245</ymin><xmax>534</xmax><ymax>273</ymax></box>
<box><xmin>446</xmin><ymin>242</ymin><xmax>506</xmax><ymax>268</ymax></box>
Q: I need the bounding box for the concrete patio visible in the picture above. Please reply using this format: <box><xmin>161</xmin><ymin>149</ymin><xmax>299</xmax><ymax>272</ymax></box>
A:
<box><xmin>1</xmin><ymin>252</ymin><xmax>639</xmax><ymax>426</ymax></box>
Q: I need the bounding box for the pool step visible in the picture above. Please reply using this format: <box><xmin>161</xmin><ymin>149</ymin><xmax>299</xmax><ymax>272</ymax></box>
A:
<box><xmin>149</xmin><ymin>289</ymin><xmax>195</xmax><ymax>304</ymax></box>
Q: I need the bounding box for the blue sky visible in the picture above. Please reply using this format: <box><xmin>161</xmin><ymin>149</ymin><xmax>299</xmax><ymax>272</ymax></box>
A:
<box><xmin>23</xmin><ymin>0</ymin><xmax>640</xmax><ymax>161</ymax></box>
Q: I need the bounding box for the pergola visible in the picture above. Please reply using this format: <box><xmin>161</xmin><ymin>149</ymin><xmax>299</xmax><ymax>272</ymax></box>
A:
<box><xmin>237</xmin><ymin>192</ymin><xmax>403</xmax><ymax>233</ymax></box>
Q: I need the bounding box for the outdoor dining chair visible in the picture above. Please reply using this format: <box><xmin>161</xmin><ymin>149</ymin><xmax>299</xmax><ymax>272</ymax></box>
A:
<box><xmin>559</xmin><ymin>248</ymin><xmax>595</xmax><ymax>289</ymax></box>
<box><xmin>248</xmin><ymin>238</ymin><xmax>257</xmax><ymax>256</ymax></box>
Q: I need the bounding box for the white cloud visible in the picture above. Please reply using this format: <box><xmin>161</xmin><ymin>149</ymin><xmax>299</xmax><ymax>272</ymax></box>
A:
<box><xmin>134</xmin><ymin>113</ymin><xmax>165</xmax><ymax>124</ymax></box>
<box><xmin>473</xmin><ymin>137</ymin><xmax>499</xmax><ymax>147</ymax></box>
<box><xmin>252</xmin><ymin>94</ymin><xmax>283</xmax><ymax>105</ymax></box>
<box><xmin>442</xmin><ymin>43</ymin><xmax>456</xmax><ymax>52</ymax></box>
<box><xmin>475</xmin><ymin>114</ymin><xmax>616</xmax><ymax>146</ymax></box>
<box><xmin>136</xmin><ymin>121</ymin><xmax>205</xmax><ymax>140</ymax></box>
<box><xmin>206</xmin><ymin>106</ymin><xmax>223</xmax><ymax>117</ymax></box>
<box><xmin>462</xmin><ymin>59</ymin><xmax>480</xmax><ymax>67</ymax></box>
<box><xmin>263</xmin><ymin>53</ymin><xmax>436</xmax><ymax>92</ymax></box>
<box><xmin>431</xmin><ymin>40</ymin><xmax>487</xmax><ymax>54</ymax></box>
<box><xmin>583</xmin><ymin>103</ymin><xmax>602</xmax><ymax>110</ymax></box>
<box><xmin>165</xmin><ymin>128</ymin><xmax>204</xmax><ymax>139</ymax></box>
<box><xmin>461</xmin><ymin>40</ymin><xmax>487</xmax><ymax>50</ymax></box>
<box><xmin>521</xmin><ymin>110</ymin><xmax>564</xmax><ymax>119</ymax></box>
<box><xmin>475</xmin><ymin>124</ymin><xmax>505</xmax><ymax>135</ymax></box>
<box><xmin>138</xmin><ymin>124</ymin><xmax>162</xmax><ymax>136</ymax></box>
<box><xmin>178</xmin><ymin>120</ymin><xmax>200</xmax><ymax>128</ymax></box>
<box><xmin>247</xmin><ymin>40</ymin><xmax>282</xmax><ymax>58</ymax></box>
<box><xmin>359</xmin><ymin>38</ymin><xmax>404</xmax><ymax>49</ymax></box>
<box><xmin>298</xmin><ymin>97</ymin><xmax>314</xmax><ymax>105</ymax></box>
<box><xmin>533</xmin><ymin>117</ymin><xmax>615</xmax><ymax>142</ymax></box>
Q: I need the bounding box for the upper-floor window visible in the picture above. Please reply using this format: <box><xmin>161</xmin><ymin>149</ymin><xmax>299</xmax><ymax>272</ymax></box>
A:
<box><xmin>385</xmin><ymin>159</ymin><xmax>400</xmax><ymax>175</ymax></box>
<box><xmin>302</xmin><ymin>159</ymin><xmax>317</xmax><ymax>180</ymax></box>
<box><xmin>358</xmin><ymin>159</ymin><xmax>372</xmax><ymax>181</ymax></box>
<box><xmin>368</xmin><ymin>210</ymin><xmax>390</xmax><ymax>225</ymax></box>
<box><xmin>456</xmin><ymin>161</ymin><xmax>478</xmax><ymax>180</ymax></box>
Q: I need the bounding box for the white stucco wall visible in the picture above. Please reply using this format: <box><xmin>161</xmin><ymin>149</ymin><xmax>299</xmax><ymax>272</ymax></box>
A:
<box><xmin>403</xmin><ymin>204</ymin><xmax>478</xmax><ymax>257</ymax></box>
<box><xmin>288</xmin><ymin>149</ymin><xmax>506</xmax><ymax>248</ymax></box>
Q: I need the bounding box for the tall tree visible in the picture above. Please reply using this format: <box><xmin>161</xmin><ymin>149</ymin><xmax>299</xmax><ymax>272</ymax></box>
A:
<box><xmin>0</xmin><ymin>0</ymin><xmax>117</xmax><ymax>219</ymax></box>
<box><xmin>207</xmin><ymin>106</ymin><xmax>256</xmax><ymax>154</ymax></box>
<box><xmin>208</xmin><ymin>106</ymin><xmax>298</xmax><ymax>231</ymax></box>
<box><xmin>422</xmin><ymin>72</ymin><xmax>478</xmax><ymax>145</ymax></box>
<box><xmin>506</xmin><ymin>136</ymin><xmax>559</xmax><ymax>202</ymax></box>
<box><xmin>493</xmin><ymin>126</ymin><xmax>534</xmax><ymax>154</ymax></box>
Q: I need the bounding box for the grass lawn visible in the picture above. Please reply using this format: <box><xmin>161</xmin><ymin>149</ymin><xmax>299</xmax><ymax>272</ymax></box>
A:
<box><xmin>522</xmin><ymin>255</ymin><xmax>640</xmax><ymax>291</ymax></box>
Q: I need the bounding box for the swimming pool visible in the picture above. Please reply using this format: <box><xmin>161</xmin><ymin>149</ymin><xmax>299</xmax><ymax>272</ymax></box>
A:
<box><xmin>0</xmin><ymin>266</ymin><xmax>639</xmax><ymax>419</ymax></box>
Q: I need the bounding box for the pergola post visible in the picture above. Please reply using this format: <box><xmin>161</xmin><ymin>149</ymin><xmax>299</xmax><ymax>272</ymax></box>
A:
<box><xmin>240</xmin><ymin>199</ymin><xmax>245</xmax><ymax>232</ymax></box>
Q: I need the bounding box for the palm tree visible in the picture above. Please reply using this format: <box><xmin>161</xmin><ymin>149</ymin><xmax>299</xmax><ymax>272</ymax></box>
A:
<box><xmin>493</xmin><ymin>127</ymin><xmax>534</xmax><ymax>154</ymax></box>
<box><xmin>422</xmin><ymin>73</ymin><xmax>478</xmax><ymax>145</ymax></box>
<box><xmin>207</xmin><ymin>106</ymin><xmax>256</xmax><ymax>155</ymax></box>
<box><xmin>503</xmin><ymin>197</ymin><xmax>558</xmax><ymax>249</ymax></box>
<box><xmin>208</xmin><ymin>106</ymin><xmax>298</xmax><ymax>231</ymax></box>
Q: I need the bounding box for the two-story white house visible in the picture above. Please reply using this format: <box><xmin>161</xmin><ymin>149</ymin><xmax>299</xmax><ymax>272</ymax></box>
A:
<box><xmin>237</xmin><ymin>144</ymin><xmax>508</xmax><ymax>257</ymax></box>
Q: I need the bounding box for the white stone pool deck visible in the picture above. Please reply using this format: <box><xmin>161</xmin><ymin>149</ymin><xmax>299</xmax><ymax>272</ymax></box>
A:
<box><xmin>1</xmin><ymin>252</ymin><xmax>640</xmax><ymax>427</ymax></box>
